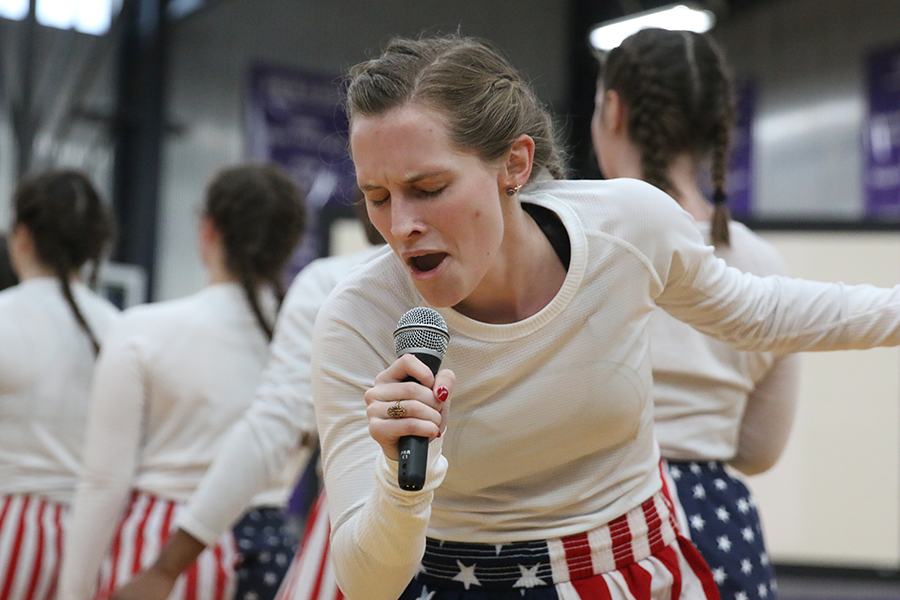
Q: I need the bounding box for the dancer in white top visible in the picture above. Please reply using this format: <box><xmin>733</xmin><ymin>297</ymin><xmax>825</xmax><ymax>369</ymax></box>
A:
<box><xmin>57</xmin><ymin>163</ymin><xmax>306</xmax><ymax>600</ymax></box>
<box><xmin>313</xmin><ymin>34</ymin><xmax>900</xmax><ymax>600</ymax></box>
<box><xmin>110</xmin><ymin>204</ymin><xmax>386</xmax><ymax>600</ymax></box>
<box><xmin>591</xmin><ymin>28</ymin><xmax>801</xmax><ymax>600</ymax></box>
<box><xmin>0</xmin><ymin>170</ymin><xmax>119</xmax><ymax>600</ymax></box>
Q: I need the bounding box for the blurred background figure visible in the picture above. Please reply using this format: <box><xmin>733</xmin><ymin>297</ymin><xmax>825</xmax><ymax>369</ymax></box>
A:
<box><xmin>58</xmin><ymin>163</ymin><xmax>307</xmax><ymax>600</ymax></box>
<box><xmin>592</xmin><ymin>27</ymin><xmax>801</xmax><ymax>600</ymax></box>
<box><xmin>0</xmin><ymin>169</ymin><xmax>119</xmax><ymax>600</ymax></box>
<box><xmin>109</xmin><ymin>191</ymin><xmax>385</xmax><ymax>600</ymax></box>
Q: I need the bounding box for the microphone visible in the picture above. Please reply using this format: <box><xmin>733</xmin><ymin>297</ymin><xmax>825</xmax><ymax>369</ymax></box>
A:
<box><xmin>393</xmin><ymin>307</ymin><xmax>450</xmax><ymax>491</ymax></box>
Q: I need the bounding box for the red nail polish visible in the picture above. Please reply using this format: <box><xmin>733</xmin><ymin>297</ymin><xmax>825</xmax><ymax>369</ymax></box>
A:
<box><xmin>437</xmin><ymin>430</ymin><xmax>442</xmax><ymax>438</ymax></box>
<box><xmin>436</xmin><ymin>387</ymin><xmax>449</xmax><ymax>402</ymax></box>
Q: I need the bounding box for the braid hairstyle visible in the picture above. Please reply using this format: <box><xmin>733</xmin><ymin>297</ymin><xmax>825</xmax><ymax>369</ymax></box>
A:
<box><xmin>600</xmin><ymin>28</ymin><xmax>735</xmax><ymax>246</ymax></box>
<box><xmin>203</xmin><ymin>163</ymin><xmax>306</xmax><ymax>341</ymax></box>
<box><xmin>346</xmin><ymin>34</ymin><xmax>569</xmax><ymax>182</ymax></box>
<box><xmin>12</xmin><ymin>170</ymin><xmax>116</xmax><ymax>354</ymax></box>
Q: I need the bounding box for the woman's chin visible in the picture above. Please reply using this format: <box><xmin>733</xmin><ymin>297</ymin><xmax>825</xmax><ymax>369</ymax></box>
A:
<box><xmin>414</xmin><ymin>287</ymin><xmax>459</xmax><ymax>309</ymax></box>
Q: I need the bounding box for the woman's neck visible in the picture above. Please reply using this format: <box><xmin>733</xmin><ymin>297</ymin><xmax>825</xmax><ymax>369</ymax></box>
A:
<box><xmin>454</xmin><ymin>202</ymin><xmax>566</xmax><ymax>324</ymax></box>
<box><xmin>667</xmin><ymin>154</ymin><xmax>714</xmax><ymax>223</ymax></box>
<box><xmin>15</xmin><ymin>257</ymin><xmax>60</xmax><ymax>281</ymax></box>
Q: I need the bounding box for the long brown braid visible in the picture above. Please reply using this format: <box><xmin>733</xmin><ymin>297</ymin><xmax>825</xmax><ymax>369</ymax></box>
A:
<box><xmin>203</xmin><ymin>163</ymin><xmax>306</xmax><ymax>341</ymax></box>
<box><xmin>600</xmin><ymin>28</ymin><xmax>735</xmax><ymax>246</ymax></box>
<box><xmin>12</xmin><ymin>170</ymin><xmax>116</xmax><ymax>354</ymax></box>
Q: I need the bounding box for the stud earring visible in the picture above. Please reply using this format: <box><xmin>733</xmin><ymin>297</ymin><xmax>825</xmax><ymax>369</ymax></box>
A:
<box><xmin>506</xmin><ymin>184</ymin><xmax>523</xmax><ymax>197</ymax></box>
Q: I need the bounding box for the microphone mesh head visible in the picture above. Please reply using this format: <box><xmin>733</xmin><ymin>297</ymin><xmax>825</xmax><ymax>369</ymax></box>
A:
<box><xmin>394</xmin><ymin>307</ymin><xmax>450</xmax><ymax>357</ymax></box>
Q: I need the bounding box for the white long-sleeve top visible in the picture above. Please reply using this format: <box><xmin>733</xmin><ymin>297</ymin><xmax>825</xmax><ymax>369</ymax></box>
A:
<box><xmin>311</xmin><ymin>177</ymin><xmax>900</xmax><ymax>600</ymax></box>
<box><xmin>0</xmin><ymin>278</ymin><xmax>119</xmax><ymax>505</ymax></box>
<box><xmin>175</xmin><ymin>246</ymin><xmax>387</xmax><ymax>545</ymax></box>
<box><xmin>651</xmin><ymin>221</ymin><xmax>801</xmax><ymax>474</ymax></box>
<box><xmin>59</xmin><ymin>283</ymin><xmax>303</xmax><ymax>600</ymax></box>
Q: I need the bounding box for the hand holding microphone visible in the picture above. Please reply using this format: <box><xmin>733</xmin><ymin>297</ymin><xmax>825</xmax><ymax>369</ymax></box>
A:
<box><xmin>364</xmin><ymin>307</ymin><xmax>453</xmax><ymax>491</ymax></box>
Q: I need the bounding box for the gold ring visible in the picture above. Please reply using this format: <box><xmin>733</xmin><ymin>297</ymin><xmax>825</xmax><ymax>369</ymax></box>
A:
<box><xmin>387</xmin><ymin>401</ymin><xmax>407</xmax><ymax>419</ymax></box>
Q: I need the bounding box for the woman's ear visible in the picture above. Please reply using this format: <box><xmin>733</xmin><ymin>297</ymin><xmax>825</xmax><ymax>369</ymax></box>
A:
<box><xmin>502</xmin><ymin>134</ymin><xmax>536</xmax><ymax>190</ymax></box>
<box><xmin>7</xmin><ymin>225</ymin><xmax>31</xmax><ymax>274</ymax></box>
<box><xmin>198</xmin><ymin>216</ymin><xmax>220</xmax><ymax>268</ymax></box>
<box><xmin>603</xmin><ymin>89</ymin><xmax>627</xmax><ymax>136</ymax></box>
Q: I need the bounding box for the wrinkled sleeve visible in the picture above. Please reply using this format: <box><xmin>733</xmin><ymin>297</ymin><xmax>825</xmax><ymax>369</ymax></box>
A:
<box><xmin>175</xmin><ymin>272</ymin><xmax>320</xmax><ymax>544</ymax></box>
<box><xmin>58</xmin><ymin>320</ymin><xmax>146</xmax><ymax>600</ymax></box>
<box><xmin>634</xmin><ymin>190</ymin><xmax>900</xmax><ymax>352</ymax></box>
<box><xmin>311</xmin><ymin>290</ymin><xmax>448</xmax><ymax>600</ymax></box>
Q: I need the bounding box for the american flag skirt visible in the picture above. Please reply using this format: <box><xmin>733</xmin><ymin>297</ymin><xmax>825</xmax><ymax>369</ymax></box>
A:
<box><xmin>275</xmin><ymin>494</ymin><xmax>343</xmax><ymax>600</ymax></box>
<box><xmin>277</xmin><ymin>490</ymin><xmax>719</xmax><ymax>600</ymax></box>
<box><xmin>94</xmin><ymin>491</ymin><xmax>238</xmax><ymax>600</ymax></box>
<box><xmin>232</xmin><ymin>507</ymin><xmax>299</xmax><ymax>600</ymax></box>
<box><xmin>0</xmin><ymin>494</ymin><xmax>66</xmax><ymax>600</ymax></box>
<box><xmin>661</xmin><ymin>460</ymin><xmax>776</xmax><ymax>600</ymax></box>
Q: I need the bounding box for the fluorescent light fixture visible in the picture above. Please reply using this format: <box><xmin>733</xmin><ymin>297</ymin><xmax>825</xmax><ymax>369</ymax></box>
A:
<box><xmin>0</xmin><ymin>0</ymin><xmax>117</xmax><ymax>34</ymax></box>
<box><xmin>37</xmin><ymin>0</ymin><xmax>117</xmax><ymax>35</ymax></box>
<box><xmin>590</xmin><ymin>3</ymin><xmax>716</xmax><ymax>52</ymax></box>
<box><xmin>0</xmin><ymin>0</ymin><xmax>28</xmax><ymax>20</ymax></box>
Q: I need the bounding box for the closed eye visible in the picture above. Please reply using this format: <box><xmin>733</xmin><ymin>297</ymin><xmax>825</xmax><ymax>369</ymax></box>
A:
<box><xmin>416</xmin><ymin>187</ymin><xmax>444</xmax><ymax>198</ymax></box>
<box><xmin>366</xmin><ymin>194</ymin><xmax>389</xmax><ymax>207</ymax></box>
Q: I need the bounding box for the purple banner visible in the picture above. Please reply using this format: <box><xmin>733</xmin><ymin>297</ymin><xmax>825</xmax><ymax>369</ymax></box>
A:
<box><xmin>245</xmin><ymin>64</ymin><xmax>358</xmax><ymax>275</ymax></box>
<box><xmin>865</xmin><ymin>45</ymin><xmax>900</xmax><ymax>218</ymax></box>
<box><xmin>726</xmin><ymin>78</ymin><xmax>755</xmax><ymax>219</ymax></box>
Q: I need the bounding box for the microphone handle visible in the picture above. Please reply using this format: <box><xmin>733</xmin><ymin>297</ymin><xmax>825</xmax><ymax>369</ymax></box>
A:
<box><xmin>398</xmin><ymin>352</ymin><xmax>443</xmax><ymax>491</ymax></box>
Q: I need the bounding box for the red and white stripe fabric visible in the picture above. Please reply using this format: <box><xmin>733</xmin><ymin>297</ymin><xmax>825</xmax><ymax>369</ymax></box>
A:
<box><xmin>658</xmin><ymin>460</ymin><xmax>691</xmax><ymax>540</ymax></box>
<box><xmin>0</xmin><ymin>494</ymin><xmax>66</xmax><ymax>600</ymax></box>
<box><xmin>549</xmin><ymin>492</ymin><xmax>720</xmax><ymax>599</ymax></box>
<box><xmin>274</xmin><ymin>493</ymin><xmax>342</xmax><ymax>600</ymax></box>
<box><xmin>280</xmin><ymin>489</ymin><xmax>717</xmax><ymax>600</ymax></box>
<box><xmin>94</xmin><ymin>491</ymin><xmax>238</xmax><ymax>600</ymax></box>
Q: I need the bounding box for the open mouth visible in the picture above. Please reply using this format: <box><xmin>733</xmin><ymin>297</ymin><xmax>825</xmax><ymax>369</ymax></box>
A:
<box><xmin>408</xmin><ymin>253</ymin><xmax>447</xmax><ymax>273</ymax></box>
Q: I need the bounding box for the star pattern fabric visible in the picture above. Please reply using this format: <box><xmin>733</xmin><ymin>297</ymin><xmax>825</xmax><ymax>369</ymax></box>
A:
<box><xmin>667</xmin><ymin>460</ymin><xmax>777</xmax><ymax>600</ymax></box>
<box><xmin>233</xmin><ymin>507</ymin><xmax>300</xmax><ymax>600</ymax></box>
<box><xmin>395</xmin><ymin>492</ymin><xmax>719</xmax><ymax>600</ymax></box>
<box><xmin>412</xmin><ymin>537</ymin><xmax>553</xmax><ymax>592</ymax></box>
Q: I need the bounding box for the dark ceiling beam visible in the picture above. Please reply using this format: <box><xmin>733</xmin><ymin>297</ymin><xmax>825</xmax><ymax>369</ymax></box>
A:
<box><xmin>11</xmin><ymin>0</ymin><xmax>39</xmax><ymax>178</ymax></box>
<box><xmin>110</xmin><ymin>0</ymin><xmax>170</xmax><ymax>300</ymax></box>
<box><xmin>565</xmin><ymin>0</ymin><xmax>621</xmax><ymax>180</ymax></box>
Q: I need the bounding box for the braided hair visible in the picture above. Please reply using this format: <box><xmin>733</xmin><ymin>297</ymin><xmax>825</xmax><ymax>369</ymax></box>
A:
<box><xmin>203</xmin><ymin>163</ymin><xmax>306</xmax><ymax>341</ymax></box>
<box><xmin>12</xmin><ymin>170</ymin><xmax>116</xmax><ymax>354</ymax></box>
<box><xmin>600</xmin><ymin>28</ymin><xmax>735</xmax><ymax>246</ymax></box>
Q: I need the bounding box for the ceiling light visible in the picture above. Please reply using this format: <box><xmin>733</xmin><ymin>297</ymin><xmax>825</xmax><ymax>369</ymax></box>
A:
<box><xmin>589</xmin><ymin>3</ymin><xmax>717</xmax><ymax>52</ymax></box>
<box><xmin>0</xmin><ymin>0</ymin><xmax>28</xmax><ymax>20</ymax></box>
<box><xmin>0</xmin><ymin>0</ymin><xmax>119</xmax><ymax>34</ymax></box>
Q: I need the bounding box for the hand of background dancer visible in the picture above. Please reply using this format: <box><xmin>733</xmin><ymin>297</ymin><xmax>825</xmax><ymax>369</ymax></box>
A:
<box><xmin>110</xmin><ymin>568</ymin><xmax>175</xmax><ymax>600</ymax></box>
<box><xmin>364</xmin><ymin>353</ymin><xmax>455</xmax><ymax>460</ymax></box>
<box><xmin>110</xmin><ymin>529</ymin><xmax>207</xmax><ymax>600</ymax></box>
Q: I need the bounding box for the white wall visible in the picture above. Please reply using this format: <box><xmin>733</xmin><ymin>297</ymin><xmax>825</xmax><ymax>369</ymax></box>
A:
<box><xmin>751</xmin><ymin>231</ymin><xmax>900</xmax><ymax>568</ymax></box>
<box><xmin>714</xmin><ymin>0</ymin><xmax>900</xmax><ymax>220</ymax></box>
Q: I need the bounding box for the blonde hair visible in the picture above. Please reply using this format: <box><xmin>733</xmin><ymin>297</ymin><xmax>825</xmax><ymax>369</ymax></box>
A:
<box><xmin>346</xmin><ymin>34</ymin><xmax>567</xmax><ymax>181</ymax></box>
